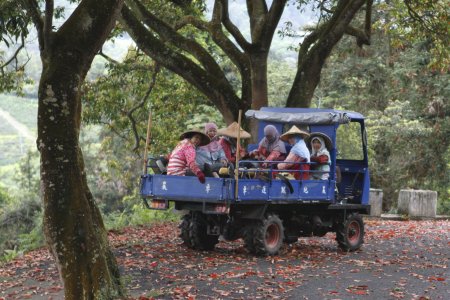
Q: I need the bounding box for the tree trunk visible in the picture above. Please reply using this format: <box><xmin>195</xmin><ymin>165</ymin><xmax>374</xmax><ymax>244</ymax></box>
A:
<box><xmin>286</xmin><ymin>50</ymin><xmax>329</xmax><ymax>108</ymax></box>
<box><xmin>250</xmin><ymin>52</ymin><xmax>269</xmax><ymax>110</ymax></box>
<box><xmin>247</xmin><ymin>52</ymin><xmax>269</xmax><ymax>139</ymax></box>
<box><xmin>31</xmin><ymin>0</ymin><xmax>125</xmax><ymax>298</ymax></box>
<box><xmin>38</xmin><ymin>53</ymin><xmax>123</xmax><ymax>299</ymax></box>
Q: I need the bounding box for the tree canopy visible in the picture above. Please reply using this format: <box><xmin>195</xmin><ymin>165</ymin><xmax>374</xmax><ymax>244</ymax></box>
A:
<box><xmin>119</xmin><ymin>0</ymin><xmax>373</xmax><ymax>126</ymax></box>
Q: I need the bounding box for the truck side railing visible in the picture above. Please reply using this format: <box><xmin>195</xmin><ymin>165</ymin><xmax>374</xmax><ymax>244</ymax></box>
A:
<box><xmin>236</xmin><ymin>160</ymin><xmax>331</xmax><ymax>179</ymax></box>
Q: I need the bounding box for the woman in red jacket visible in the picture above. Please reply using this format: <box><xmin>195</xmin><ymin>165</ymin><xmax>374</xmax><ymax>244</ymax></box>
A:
<box><xmin>217</xmin><ymin>122</ymin><xmax>251</xmax><ymax>163</ymax></box>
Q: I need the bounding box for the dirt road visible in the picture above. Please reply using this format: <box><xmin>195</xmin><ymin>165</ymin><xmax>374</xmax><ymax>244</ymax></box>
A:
<box><xmin>1</xmin><ymin>219</ymin><xmax>448</xmax><ymax>299</ymax></box>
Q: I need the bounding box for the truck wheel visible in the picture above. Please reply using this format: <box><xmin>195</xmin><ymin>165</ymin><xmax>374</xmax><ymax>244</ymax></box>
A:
<box><xmin>336</xmin><ymin>213</ymin><xmax>364</xmax><ymax>251</ymax></box>
<box><xmin>179</xmin><ymin>212</ymin><xmax>194</xmax><ymax>248</ymax></box>
<box><xmin>253</xmin><ymin>214</ymin><xmax>285</xmax><ymax>256</ymax></box>
<box><xmin>243</xmin><ymin>222</ymin><xmax>257</xmax><ymax>254</ymax></box>
<box><xmin>190</xmin><ymin>212</ymin><xmax>219</xmax><ymax>251</ymax></box>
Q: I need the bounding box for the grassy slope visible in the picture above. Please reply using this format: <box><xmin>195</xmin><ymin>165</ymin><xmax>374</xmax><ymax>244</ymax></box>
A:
<box><xmin>0</xmin><ymin>94</ymin><xmax>38</xmax><ymax>187</ymax></box>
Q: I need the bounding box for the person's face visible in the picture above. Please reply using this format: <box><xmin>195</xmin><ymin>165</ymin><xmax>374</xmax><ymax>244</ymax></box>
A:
<box><xmin>313</xmin><ymin>139</ymin><xmax>322</xmax><ymax>151</ymax></box>
<box><xmin>206</xmin><ymin>128</ymin><xmax>217</xmax><ymax>139</ymax></box>
<box><xmin>288</xmin><ymin>136</ymin><xmax>296</xmax><ymax>145</ymax></box>
<box><xmin>190</xmin><ymin>134</ymin><xmax>202</xmax><ymax>146</ymax></box>
<box><xmin>265</xmin><ymin>133</ymin><xmax>275</xmax><ymax>143</ymax></box>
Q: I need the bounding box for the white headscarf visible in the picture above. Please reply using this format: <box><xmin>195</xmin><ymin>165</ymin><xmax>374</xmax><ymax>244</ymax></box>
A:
<box><xmin>290</xmin><ymin>136</ymin><xmax>310</xmax><ymax>162</ymax></box>
<box><xmin>310</xmin><ymin>136</ymin><xmax>330</xmax><ymax>160</ymax></box>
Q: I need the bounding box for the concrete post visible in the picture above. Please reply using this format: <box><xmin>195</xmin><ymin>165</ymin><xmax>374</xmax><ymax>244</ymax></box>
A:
<box><xmin>369</xmin><ymin>189</ymin><xmax>383</xmax><ymax>216</ymax></box>
<box><xmin>397</xmin><ymin>189</ymin><xmax>437</xmax><ymax>218</ymax></box>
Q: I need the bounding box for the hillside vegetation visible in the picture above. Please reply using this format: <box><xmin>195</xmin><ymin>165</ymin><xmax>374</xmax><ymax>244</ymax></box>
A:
<box><xmin>0</xmin><ymin>95</ymin><xmax>37</xmax><ymax>187</ymax></box>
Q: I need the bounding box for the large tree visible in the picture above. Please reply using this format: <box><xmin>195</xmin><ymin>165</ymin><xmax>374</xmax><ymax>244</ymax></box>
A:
<box><xmin>13</xmin><ymin>0</ymin><xmax>125</xmax><ymax>298</ymax></box>
<box><xmin>119</xmin><ymin>0</ymin><xmax>373</xmax><ymax>126</ymax></box>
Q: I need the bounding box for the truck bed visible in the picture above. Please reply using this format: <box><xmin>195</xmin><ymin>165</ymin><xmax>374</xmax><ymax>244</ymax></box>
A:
<box><xmin>140</xmin><ymin>174</ymin><xmax>335</xmax><ymax>203</ymax></box>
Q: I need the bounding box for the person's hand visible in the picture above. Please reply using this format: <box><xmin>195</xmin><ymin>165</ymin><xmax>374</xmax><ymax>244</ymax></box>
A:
<box><xmin>220</xmin><ymin>159</ymin><xmax>228</xmax><ymax>166</ymax></box>
<box><xmin>196</xmin><ymin>170</ymin><xmax>206</xmax><ymax>183</ymax></box>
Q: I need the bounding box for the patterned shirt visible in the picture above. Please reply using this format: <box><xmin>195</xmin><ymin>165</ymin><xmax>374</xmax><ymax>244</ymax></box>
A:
<box><xmin>167</xmin><ymin>139</ymin><xmax>201</xmax><ymax>176</ymax></box>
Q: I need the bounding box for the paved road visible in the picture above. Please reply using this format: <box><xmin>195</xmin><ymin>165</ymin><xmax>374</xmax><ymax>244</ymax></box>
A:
<box><xmin>1</xmin><ymin>219</ymin><xmax>448</xmax><ymax>299</ymax></box>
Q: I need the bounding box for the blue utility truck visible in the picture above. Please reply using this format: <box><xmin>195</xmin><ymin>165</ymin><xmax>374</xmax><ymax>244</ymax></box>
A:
<box><xmin>140</xmin><ymin>108</ymin><xmax>370</xmax><ymax>255</ymax></box>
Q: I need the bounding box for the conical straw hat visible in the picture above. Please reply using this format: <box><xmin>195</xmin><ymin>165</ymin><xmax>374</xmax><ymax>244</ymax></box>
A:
<box><xmin>179</xmin><ymin>129</ymin><xmax>210</xmax><ymax>146</ymax></box>
<box><xmin>280</xmin><ymin>125</ymin><xmax>310</xmax><ymax>142</ymax></box>
<box><xmin>217</xmin><ymin>122</ymin><xmax>251</xmax><ymax>139</ymax></box>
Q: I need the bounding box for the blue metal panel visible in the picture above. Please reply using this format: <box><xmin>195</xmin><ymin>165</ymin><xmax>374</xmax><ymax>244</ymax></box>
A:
<box><xmin>237</xmin><ymin>179</ymin><xmax>270</xmax><ymax>201</ymax></box>
<box><xmin>299</xmin><ymin>180</ymin><xmax>333</xmax><ymax>200</ymax></box>
<box><xmin>269</xmin><ymin>180</ymin><xmax>300</xmax><ymax>201</ymax></box>
<box><xmin>140</xmin><ymin>175</ymin><xmax>153</xmax><ymax>196</ymax></box>
<box><xmin>152</xmin><ymin>175</ymin><xmax>230</xmax><ymax>201</ymax></box>
<box><xmin>361</xmin><ymin>169</ymin><xmax>370</xmax><ymax>205</ymax></box>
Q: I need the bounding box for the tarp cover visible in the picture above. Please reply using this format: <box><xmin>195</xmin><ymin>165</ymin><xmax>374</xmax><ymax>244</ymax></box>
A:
<box><xmin>245</xmin><ymin>110</ymin><xmax>351</xmax><ymax>125</ymax></box>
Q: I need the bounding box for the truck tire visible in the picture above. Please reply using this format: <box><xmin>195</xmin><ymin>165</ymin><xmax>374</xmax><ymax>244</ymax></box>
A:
<box><xmin>189</xmin><ymin>212</ymin><xmax>219</xmax><ymax>251</ymax></box>
<box><xmin>253</xmin><ymin>214</ymin><xmax>285</xmax><ymax>256</ymax></box>
<box><xmin>336</xmin><ymin>213</ymin><xmax>364</xmax><ymax>251</ymax></box>
<box><xmin>179</xmin><ymin>212</ymin><xmax>194</xmax><ymax>248</ymax></box>
<box><xmin>243</xmin><ymin>222</ymin><xmax>257</xmax><ymax>254</ymax></box>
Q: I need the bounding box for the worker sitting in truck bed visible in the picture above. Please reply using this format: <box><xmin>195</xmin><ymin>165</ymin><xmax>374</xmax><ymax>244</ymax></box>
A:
<box><xmin>249</xmin><ymin>125</ymin><xmax>287</xmax><ymax>168</ymax></box>
<box><xmin>196</xmin><ymin>122</ymin><xmax>228</xmax><ymax>177</ymax></box>
<box><xmin>217</xmin><ymin>122</ymin><xmax>251</xmax><ymax>164</ymax></box>
<box><xmin>167</xmin><ymin>129</ymin><xmax>210</xmax><ymax>183</ymax></box>
<box><xmin>308</xmin><ymin>133</ymin><xmax>332</xmax><ymax>180</ymax></box>
<box><xmin>277</xmin><ymin>125</ymin><xmax>310</xmax><ymax>180</ymax></box>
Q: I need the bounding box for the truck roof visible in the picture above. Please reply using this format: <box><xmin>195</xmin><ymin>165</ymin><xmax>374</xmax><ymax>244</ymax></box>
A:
<box><xmin>245</xmin><ymin>107</ymin><xmax>365</xmax><ymax>125</ymax></box>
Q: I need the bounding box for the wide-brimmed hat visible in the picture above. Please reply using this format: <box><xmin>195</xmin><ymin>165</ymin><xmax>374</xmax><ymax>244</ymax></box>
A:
<box><xmin>217</xmin><ymin>122</ymin><xmax>251</xmax><ymax>139</ymax></box>
<box><xmin>306</xmin><ymin>132</ymin><xmax>333</xmax><ymax>150</ymax></box>
<box><xmin>180</xmin><ymin>129</ymin><xmax>210</xmax><ymax>146</ymax></box>
<box><xmin>280</xmin><ymin>125</ymin><xmax>310</xmax><ymax>142</ymax></box>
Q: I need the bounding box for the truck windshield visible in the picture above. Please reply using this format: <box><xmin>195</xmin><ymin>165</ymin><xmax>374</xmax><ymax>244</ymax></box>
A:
<box><xmin>336</xmin><ymin>121</ymin><xmax>364</xmax><ymax>161</ymax></box>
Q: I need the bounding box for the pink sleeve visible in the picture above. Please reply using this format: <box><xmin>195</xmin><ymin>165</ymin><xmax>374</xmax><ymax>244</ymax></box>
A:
<box><xmin>278</xmin><ymin>152</ymin><xmax>302</xmax><ymax>170</ymax></box>
<box><xmin>185</xmin><ymin>146</ymin><xmax>201</xmax><ymax>174</ymax></box>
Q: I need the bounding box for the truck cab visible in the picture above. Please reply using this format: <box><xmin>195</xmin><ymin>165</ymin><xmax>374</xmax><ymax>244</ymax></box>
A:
<box><xmin>140</xmin><ymin>107</ymin><xmax>371</xmax><ymax>256</ymax></box>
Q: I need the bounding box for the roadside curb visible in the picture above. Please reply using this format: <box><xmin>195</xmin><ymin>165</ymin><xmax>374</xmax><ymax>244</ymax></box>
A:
<box><xmin>365</xmin><ymin>214</ymin><xmax>450</xmax><ymax>221</ymax></box>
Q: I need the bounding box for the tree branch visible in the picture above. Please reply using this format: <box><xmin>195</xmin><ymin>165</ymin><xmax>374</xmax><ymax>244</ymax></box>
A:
<box><xmin>264</xmin><ymin>0</ymin><xmax>287</xmax><ymax>43</ymax></box>
<box><xmin>99</xmin><ymin>120</ymin><xmax>128</xmax><ymax>140</ymax></box>
<box><xmin>128</xmin><ymin>64</ymin><xmax>160</xmax><ymax>151</ymax></box>
<box><xmin>217</xmin><ymin>0</ymin><xmax>252</xmax><ymax>51</ymax></box>
<box><xmin>98</xmin><ymin>49</ymin><xmax>119</xmax><ymax>64</ymax></box>
<box><xmin>345</xmin><ymin>25</ymin><xmax>370</xmax><ymax>46</ymax></box>
<box><xmin>344</xmin><ymin>0</ymin><xmax>372</xmax><ymax>47</ymax></box>
<box><xmin>43</xmin><ymin>0</ymin><xmax>54</xmax><ymax>49</ymax></box>
<box><xmin>0</xmin><ymin>35</ymin><xmax>25</xmax><ymax>69</ymax></box>
<box><xmin>56</xmin><ymin>0</ymin><xmax>124</xmax><ymax>62</ymax></box>
<box><xmin>175</xmin><ymin>14</ymin><xmax>248</xmax><ymax>75</ymax></box>
<box><xmin>126</xmin><ymin>0</ymin><xmax>225</xmax><ymax>78</ymax></box>
<box><xmin>288</xmin><ymin>0</ymin><xmax>368</xmax><ymax>107</ymax></box>
<box><xmin>120</xmin><ymin>4</ymin><xmax>241</xmax><ymax>119</ymax></box>
<box><xmin>404</xmin><ymin>0</ymin><xmax>433</xmax><ymax>32</ymax></box>
<box><xmin>246</xmin><ymin>0</ymin><xmax>268</xmax><ymax>43</ymax></box>
<box><xmin>22</xmin><ymin>0</ymin><xmax>44</xmax><ymax>49</ymax></box>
